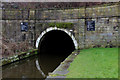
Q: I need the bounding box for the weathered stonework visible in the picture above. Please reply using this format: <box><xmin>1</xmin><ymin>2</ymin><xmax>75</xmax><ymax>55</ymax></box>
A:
<box><xmin>1</xmin><ymin>49</ymin><xmax>38</xmax><ymax>66</ymax></box>
<box><xmin>36</xmin><ymin>27</ymin><xmax>78</xmax><ymax>49</ymax></box>
<box><xmin>1</xmin><ymin>3</ymin><xmax>119</xmax><ymax>59</ymax></box>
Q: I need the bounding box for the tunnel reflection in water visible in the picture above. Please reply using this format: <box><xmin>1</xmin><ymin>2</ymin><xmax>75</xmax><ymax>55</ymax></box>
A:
<box><xmin>38</xmin><ymin>30</ymin><xmax>75</xmax><ymax>75</ymax></box>
<box><xmin>2</xmin><ymin>30</ymin><xmax>75</xmax><ymax>79</ymax></box>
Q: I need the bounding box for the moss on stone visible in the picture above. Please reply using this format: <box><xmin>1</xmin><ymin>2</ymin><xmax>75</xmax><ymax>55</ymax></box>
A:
<box><xmin>1</xmin><ymin>49</ymin><xmax>38</xmax><ymax>66</ymax></box>
<box><xmin>29</xmin><ymin>50</ymin><xmax>33</xmax><ymax>52</ymax></box>
<box><xmin>48</xmin><ymin>23</ymin><xmax>73</xmax><ymax>29</ymax></box>
<box><xmin>49</xmin><ymin>73</ymin><xmax>65</xmax><ymax>77</ymax></box>
<box><xmin>2</xmin><ymin>59</ymin><xmax>11</xmax><ymax>65</ymax></box>
<box><xmin>34</xmin><ymin>51</ymin><xmax>38</xmax><ymax>54</ymax></box>
<box><xmin>20</xmin><ymin>52</ymin><xmax>27</xmax><ymax>55</ymax></box>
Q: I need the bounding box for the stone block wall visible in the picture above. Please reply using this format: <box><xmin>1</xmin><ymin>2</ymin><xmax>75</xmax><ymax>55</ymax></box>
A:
<box><xmin>86</xmin><ymin>5</ymin><xmax>119</xmax><ymax>18</ymax></box>
<box><xmin>2</xmin><ymin>20</ymin><xmax>35</xmax><ymax>57</ymax></box>
<box><xmin>1</xmin><ymin>3</ymin><xmax>119</xmax><ymax>57</ymax></box>
<box><xmin>84</xmin><ymin>17</ymin><xmax>119</xmax><ymax>48</ymax></box>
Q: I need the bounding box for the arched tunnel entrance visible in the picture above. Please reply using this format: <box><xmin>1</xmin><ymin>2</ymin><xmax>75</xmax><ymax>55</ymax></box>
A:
<box><xmin>36</xmin><ymin>28</ymin><xmax>77</xmax><ymax>76</ymax></box>
<box><xmin>38</xmin><ymin>30</ymin><xmax>75</xmax><ymax>56</ymax></box>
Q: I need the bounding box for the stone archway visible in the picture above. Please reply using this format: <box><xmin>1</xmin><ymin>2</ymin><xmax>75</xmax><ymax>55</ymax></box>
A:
<box><xmin>36</xmin><ymin>27</ymin><xmax>78</xmax><ymax>50</ymax></box>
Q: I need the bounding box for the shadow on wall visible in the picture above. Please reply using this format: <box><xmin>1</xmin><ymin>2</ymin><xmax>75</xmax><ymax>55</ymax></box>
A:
<box><xmin>37</xmin><ymin>30</ymin><xmax>75</xmax><ymax>75</ymax></box>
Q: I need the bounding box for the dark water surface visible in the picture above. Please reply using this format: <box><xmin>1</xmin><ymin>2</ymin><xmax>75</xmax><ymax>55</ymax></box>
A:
<box><xmin>2</xmin><ymin>30</ymin><xmax>75</xmax><ymax>79</ymax></box>
<box><xmin>2</xmin><ymin>53</ymin><xmax>69</xmax><ymax>79</ymax></box>
<box><xmin>2</xmin><ymin>55</ymin><xmax>44</xmax><ymax>78</ymax></box>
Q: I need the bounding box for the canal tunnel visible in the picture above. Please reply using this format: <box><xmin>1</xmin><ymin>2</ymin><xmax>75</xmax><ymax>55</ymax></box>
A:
<box><xmin>38</xmin><ymin>30</ymin><xmax>75</xmax><ymax>56</ymax></box>
<box><xmin>37</xmin><ymin>30</ymin><xmax>76</xmax><ymax>75</ymax></box>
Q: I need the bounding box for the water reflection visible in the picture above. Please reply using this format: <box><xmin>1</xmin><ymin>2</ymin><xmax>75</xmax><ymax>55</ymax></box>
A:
<box><xmin>38</xmin><ymin>53</ymin><xmax>68</xmax><ymax>75</ymax></box>
<box><xmin>37</xmin><ymin>30</ymin><xmax>75</xmax><ymax>75</ymax></box>
<box><xmin>2</xmin><ymin>52</ymin><xmax>71</xmax><ymax>79</ymax></box>
<box><xmin>2</xmin><ymin>56</ymin><xmax>44</xmax><ymax>78</ymax></box>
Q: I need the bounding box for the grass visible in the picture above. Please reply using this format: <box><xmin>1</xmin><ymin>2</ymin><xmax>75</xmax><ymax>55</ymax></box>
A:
<box><xmin>66</xmin><ymin>48</ymin><xmax>118</xmax><ymax>78</ymax></box>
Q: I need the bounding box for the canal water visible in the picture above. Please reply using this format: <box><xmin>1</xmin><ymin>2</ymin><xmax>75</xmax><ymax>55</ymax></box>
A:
<box><xmin>2</xmin><ymin>30</ymin><xmax>75</xmax><ymax>79</ymax></box>
<box><xmin>2</xmin><ymin>53</ymin><xmax>70</xmax><ymax>79</ymax></box>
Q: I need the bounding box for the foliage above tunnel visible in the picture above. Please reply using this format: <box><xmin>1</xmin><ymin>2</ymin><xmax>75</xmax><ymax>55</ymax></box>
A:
<box><xmin>48</xmin><ymin>23</ymin><xmax>74</xmax><ymax>29</ymax></box>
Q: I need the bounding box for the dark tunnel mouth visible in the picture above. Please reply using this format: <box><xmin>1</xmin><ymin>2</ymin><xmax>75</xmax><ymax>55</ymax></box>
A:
<box><xmin>38</xmin><ymin>30</ymin><xmax>75</xmax><ymax>55</ymax></box>
<box><xmin>37</xmin><ymin>30</ymin><xmax>76</xmax><ymax>75</ymax></box>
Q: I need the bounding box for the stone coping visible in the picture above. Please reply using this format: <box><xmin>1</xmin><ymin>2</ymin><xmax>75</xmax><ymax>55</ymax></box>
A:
<box><xmin>0</xmin><ymin>49</ymin><xmax>38</xmax><ymax>66</ymax></box>
<box><xmin>46</xmin><ymin>50</ymin><xmax>80</xmax><ymax>79</ymax></box>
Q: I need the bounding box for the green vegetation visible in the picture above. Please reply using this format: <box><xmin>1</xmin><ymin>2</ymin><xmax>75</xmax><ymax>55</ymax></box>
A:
<box><xmin>48</xmin><ymin>23</ymin><xmax>73</xmax><ymax>28</ymax></box>
<box><xmin>1</xmin><ymin>49</ymin><xmax>38</xmax><ymax>66</ymax></box>
<box><xmin>49</xmin><ymin>73</ymin><xmax>65</xmax><ymax>77</ymax></box>
<box><xmin>66</xmin><ymin>48</ymin><xmax>118</xmax><ymax>78</ymax></box>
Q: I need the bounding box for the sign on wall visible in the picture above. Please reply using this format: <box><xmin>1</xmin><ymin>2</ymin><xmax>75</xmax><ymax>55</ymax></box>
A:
<box><xmin>21</xmin><ymin>22</ymin><xmax>28</xmax><ymax>32</ymax></box>
<box><xmin>87</xmin><ymin>21</ymin><xmax>95</xmax><ymax>31</ymax></box>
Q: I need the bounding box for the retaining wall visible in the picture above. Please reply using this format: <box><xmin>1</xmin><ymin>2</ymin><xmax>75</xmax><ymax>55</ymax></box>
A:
<box><xmin>1</xmin><ymin>3</ymin><xmax>119</xmax><ymax>57</ymax></box>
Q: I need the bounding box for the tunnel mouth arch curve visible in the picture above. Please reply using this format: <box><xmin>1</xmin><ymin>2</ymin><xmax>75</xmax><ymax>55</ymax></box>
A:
<box><xmin>36</xmin><ymin>27</ymin><xmax>78</xmax><ymax>50</ymax></box>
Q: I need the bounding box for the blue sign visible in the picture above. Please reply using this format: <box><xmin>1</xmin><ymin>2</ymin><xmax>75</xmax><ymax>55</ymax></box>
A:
<box><xmin>21</xmin><ymin>22</ymin><xmax>28</xmax><ymax>32</ymax></box>
<box><xmin>87</xmin><ymin>21</ymin><xmax>95</xmax><ymax>31</ymax></box>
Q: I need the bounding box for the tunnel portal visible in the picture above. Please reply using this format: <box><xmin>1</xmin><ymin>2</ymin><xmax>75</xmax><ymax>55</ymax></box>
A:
<box><xmin>38</xmin><ymin>30</ymin><xmax>75</xmax><ymax>56</ymax></box>
<box><xmin>37</xmin><ymin>30</ymin><xmax>76</xmax><ymax>75</ymax></box>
